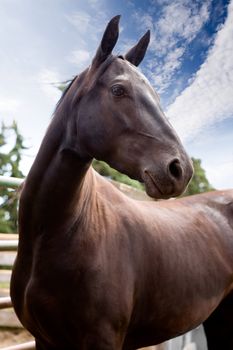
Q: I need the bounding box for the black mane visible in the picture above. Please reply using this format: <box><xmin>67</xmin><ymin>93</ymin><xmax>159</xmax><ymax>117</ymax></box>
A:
<box><xmin>55</xmin><ymin>76</ymin><xmax>78</xmax><ymax>111</ymax></box>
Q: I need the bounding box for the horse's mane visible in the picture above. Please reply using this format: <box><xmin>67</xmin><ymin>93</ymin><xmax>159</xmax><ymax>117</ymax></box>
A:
<box><xmin>54</xmin><ymin>56</ymin><xmax>117</xmax><ymax>116</ymax></box>
<box><xmin>55</xmin><ymin>76</ymin><xmax>78</xmax><ymax>111</ymax></box>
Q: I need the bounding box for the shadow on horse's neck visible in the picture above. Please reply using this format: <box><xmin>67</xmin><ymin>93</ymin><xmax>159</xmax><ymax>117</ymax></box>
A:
<box><xmin>22</xmin><ymin>73</ymin><xmax>95</xmax><ymax>229</ymax></box>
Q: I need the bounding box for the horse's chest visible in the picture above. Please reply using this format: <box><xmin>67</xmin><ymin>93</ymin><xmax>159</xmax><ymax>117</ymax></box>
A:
<box><xmin>22</xmin><ymin>235</ymin><xmax>132</xmax><ymax>333</ymax></box>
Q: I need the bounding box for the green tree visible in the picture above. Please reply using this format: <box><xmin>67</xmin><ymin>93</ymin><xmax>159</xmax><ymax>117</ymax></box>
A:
<box><xmin>0</xmin><ymin>122</ymin><xmax>26</xmax><ymax>233</ymax></box>
<box><xmin>184</xmin><ymin>157</ymin><xmax>214</xmax><ymax>196</ymax></box>
<box><xmin>93</xmin><ymin>160</ymin><xmax>144</xmax><ymax>190</ymax></box>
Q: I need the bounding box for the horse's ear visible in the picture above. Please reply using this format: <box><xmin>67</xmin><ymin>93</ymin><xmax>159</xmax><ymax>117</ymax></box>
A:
<box><xmin>92</xmin><ymin>15</ymin><xmax>120</xmax><ymax>68</ymax></box>
<box><xmin>125</xmin><ymin>30</ymin><xmax>150</xmax><ymax>66</ymax></box>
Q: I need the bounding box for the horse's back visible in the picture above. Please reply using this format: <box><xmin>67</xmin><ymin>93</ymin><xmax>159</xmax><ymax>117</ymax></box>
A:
<box><xmin>180</xmin><ymin>189</ymin><xmax>233</xmax><ymax>230</ymax></box>
<box><xmin>121</xmin><ymin>189</ymin><xmax>233</xmax><ymax>348</ymax></box>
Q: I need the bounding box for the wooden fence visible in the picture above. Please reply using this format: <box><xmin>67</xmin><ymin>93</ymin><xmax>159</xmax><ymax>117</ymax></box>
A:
<box><xmin>0</xmin><ymin>175</ymin><xmax>201</xmax><ymax>350</ymax></box>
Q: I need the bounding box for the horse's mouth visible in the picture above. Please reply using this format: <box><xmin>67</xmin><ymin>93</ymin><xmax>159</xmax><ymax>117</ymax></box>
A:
<box><xmin>142</xmin><ymin>171</ymin><xmax>172</xmax><ymax>199</ymax></box>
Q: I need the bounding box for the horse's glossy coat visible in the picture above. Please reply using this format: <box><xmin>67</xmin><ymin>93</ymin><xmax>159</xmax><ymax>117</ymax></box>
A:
<box><xmin>11</xmin><ymin>16</ymin><xmax>233</xmax><ymax>350</ymax></box>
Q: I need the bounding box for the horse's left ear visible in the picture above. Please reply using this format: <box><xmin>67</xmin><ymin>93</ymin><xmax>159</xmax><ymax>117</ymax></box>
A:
<box><xmin>125</xmin><ymin>30</ymin><xmax>150</xmax><ymax>66</ymax></box>
<box><xmin>92</xmin><ymin>15</ymin><xmax>120</xmax><ymax>68</ymax></box>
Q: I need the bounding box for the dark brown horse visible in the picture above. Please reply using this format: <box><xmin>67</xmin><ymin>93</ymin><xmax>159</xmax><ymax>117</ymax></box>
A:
<box><xmin>10</xmin><ymin>16</ymin><xmax>233</xmax><ymax>350</ymax></box>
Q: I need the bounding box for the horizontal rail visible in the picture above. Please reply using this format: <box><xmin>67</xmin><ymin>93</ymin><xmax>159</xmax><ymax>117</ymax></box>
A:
<box><xmin>0</xmin><ymin>233</ymin><xmax>18</xmax><ymax>240</ymax></box>
<box><xmin>0</xmin><ymin>296</ymin><xmax>12</xmax><ymax>309</ymax></box>
<box><xmin>0</xmin><ymin>175</ymin><xmax>23</xmax><ymax>188</ymax></box>
<box><xmin>0</xmin><ymin>240</ymin><xmax>18</xmax><ymax>252</ymax></box>
<box><xmin>0</xmin><ymin>341</ymin><xmax>35</xmax><ymax>350</ymax></box>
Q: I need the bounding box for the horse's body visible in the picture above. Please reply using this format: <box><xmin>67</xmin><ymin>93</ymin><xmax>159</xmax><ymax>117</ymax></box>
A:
<box><xmin>11</xmin><ymin>16</ymin><xmax>233</xmax><ymax>350</ymax></box>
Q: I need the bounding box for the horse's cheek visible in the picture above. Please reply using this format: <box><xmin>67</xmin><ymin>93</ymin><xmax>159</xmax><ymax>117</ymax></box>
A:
<box><xmin>78</xmin><ymin>113</ymin><xmax>107</xmax><ymax>157</ymax></box>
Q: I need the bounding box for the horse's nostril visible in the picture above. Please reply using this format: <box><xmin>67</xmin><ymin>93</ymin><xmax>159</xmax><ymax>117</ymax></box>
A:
<box><xmin>168</xmin><ymin>159</ymin><xmax>183</xmax><ymax>181</ymax></box>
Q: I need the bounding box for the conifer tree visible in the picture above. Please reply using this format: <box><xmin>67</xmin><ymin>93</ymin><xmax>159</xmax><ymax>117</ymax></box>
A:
<box><xmin>0</xmin><ymin>122</ymin><xmax>26</xmax><ymax>232</ymax></box>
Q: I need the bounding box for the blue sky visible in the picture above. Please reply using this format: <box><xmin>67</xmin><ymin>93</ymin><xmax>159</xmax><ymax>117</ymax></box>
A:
<box><xmin>0</xmin><ymin>0</ymin><xmax>232</xmax><ymax>189</ymax></box>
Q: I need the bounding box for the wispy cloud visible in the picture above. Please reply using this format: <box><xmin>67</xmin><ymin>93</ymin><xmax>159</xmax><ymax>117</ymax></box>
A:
<box><xmin>86</xmin><ymin>0</ymin><xmax>104</xmax><ymax>10</ymax></box>
<box><xmin>166</xmin><ymin>1</ymin><xmax>233</xmax><ymax>141</ymax></box>
<box><xmin>67</xmin><ymin>49</ymin><xmax>91</xmax><ymax>69</ymax></box>
<box><xmin>65</xmin><ymin>8</ymin><xmax>107</xmax><ymax>41</ymax></box>
<box><xmin>0</xmin><ymin>97</ymin><xmax>21</xmax><ymax>114</ymax></box>
<box><xmin>207</xmin><ymin>160</ymin><xmax>233</xmax><ymax>189</ymax></box>
<box><xmin>147</xmin><ymin>46</ymin><xmax>185</xmax><ymax>91</ymax></box>
<box><xmin>65</xmin><ymin>8</ymin><xmax>108</xmax><ymax>72</ymax></box>
<box><xmin>134</xmin><ymin>0</ymin><xmax>211</xmax><ymax>93</ymax></box>
<box><xmin>154</xmin><ymin>0</ymin><xmax>210</xmax><ymax>50</ymax></box>
<box><xmin>37</xmin><ymin>69</ymin><xmax>61</xmax><ymax>103</ymax></box>
<box><xmin>66</xmin><ymin>11</ymin><xmax>91</xmax><ymax>34</ymax></box>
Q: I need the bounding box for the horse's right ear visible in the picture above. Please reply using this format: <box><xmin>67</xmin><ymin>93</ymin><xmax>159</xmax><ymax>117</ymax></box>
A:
<box><xmin>125</xmin><ymin>30</ymin><xmax>150</xmax><ymax>66</ymax></box>
<box><xmin>92</xmin><ymin>15</ymin><xmax>120</xmax><ymax>68</ymax></box>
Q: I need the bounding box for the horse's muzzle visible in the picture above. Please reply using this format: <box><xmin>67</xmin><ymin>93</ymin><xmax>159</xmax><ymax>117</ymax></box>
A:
<box><xmin>142</xmin><ymin>157</ymin><xmax>193</xmax><ymax>199</ymax></box>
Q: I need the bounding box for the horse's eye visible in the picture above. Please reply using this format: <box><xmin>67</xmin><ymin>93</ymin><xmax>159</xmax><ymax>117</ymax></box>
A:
<box><xmin>111</xmin><ymin>85</ymin><xmax>125</xmax><ymax>97</ymax></box>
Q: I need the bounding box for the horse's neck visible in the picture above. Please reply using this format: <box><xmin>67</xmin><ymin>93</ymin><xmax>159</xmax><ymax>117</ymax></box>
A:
<box><xmin>19</xmin><ymin>110</ymin><xmax>93</xmax><ymax>235</ymax></box>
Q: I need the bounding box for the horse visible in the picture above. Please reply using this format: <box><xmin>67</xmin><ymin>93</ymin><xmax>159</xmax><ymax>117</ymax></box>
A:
<box><xmin>10</xmin><ymin>15</ymin><xmax>233</xmax><ymax>350</ymax></box>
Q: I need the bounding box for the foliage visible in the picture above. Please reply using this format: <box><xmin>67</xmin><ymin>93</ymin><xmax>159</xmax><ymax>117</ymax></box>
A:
<box><xmin>0</xmin><ymin>122</ymin><xmax>26</xmax><ymax>233</ymax></box>
<box><xmin>93</xmin><ymin>160</ymin><xmax>145</xmax><ymax>190</ymax></box>
<box><xmin>183</xmin><ymin>157</ymin><xmax>214</xmax><ymax>196</ymax></box>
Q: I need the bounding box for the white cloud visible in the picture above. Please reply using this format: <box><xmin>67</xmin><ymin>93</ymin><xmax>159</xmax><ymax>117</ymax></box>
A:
<box><xmin>155</xmin><ymin>0</ymin><xmax>210</xmax><ymax>48</ymax></box>
<box><xmin>148</xmin><ymin>46</ymin><xmax>185</xmax><ymax>91</ymax></box>
<box><xmin>67</xmin><ymin>49</ymin><xmax>91</xmax><ymax>69</ymax></box>
<box><xmin>134</xmin><ymin>0</ymin><xmax>211</xmax><ymax>93</ymax></box>
<box><xmin>0</xmin><ymin>97</ymin><xmax>21</xmax><ymax>114</ymax></box>
<box><xmin>86</xmin><ymin>0</ymin><xmax>104</xmax><ymax>11</ymax></box>
<box><xmin>66</xmin><ymin>11</ymin><xmax>91</xmax><ymax>34</ymax></box>
<box><xmin>37</xmin><ymin>69</ymin><xmax>61</xmax><ymax>103</ymax></box>
<box><xmin>206</xmin><ymin>161</ymin><xmax>233</xmax><ymax>189</ymax></box>
<box><xmin>166</xmin><ymin>1</ymin><xmax>233</xmax><ymax>141</ymax></box>
<box><xmin>65</xmin><ymin>9</ymin><xmax>107</xmax><ymax>41</ymax></box>
<box><xmin>65</xmin><ymin>9</ymin><xmax>108</xmax><ymax>66</ymax></box>
<box><xmin>186</xmin><ymin>120</ymin><xmax>233</xmax><ymax>189</ymax></box>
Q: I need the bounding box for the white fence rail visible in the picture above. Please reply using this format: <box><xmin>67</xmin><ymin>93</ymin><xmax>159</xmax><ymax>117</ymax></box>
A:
<box><xmin>1</xmin><ymin>342</ymin><xmax>35</xmax><ymax>350</ymax></box>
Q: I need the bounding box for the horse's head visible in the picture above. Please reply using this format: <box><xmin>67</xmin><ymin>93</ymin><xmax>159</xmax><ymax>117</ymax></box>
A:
<box><xmin>68</xmin><ymin>16</ymin><xmax>193</xmax><ymax>199</ymax></box>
